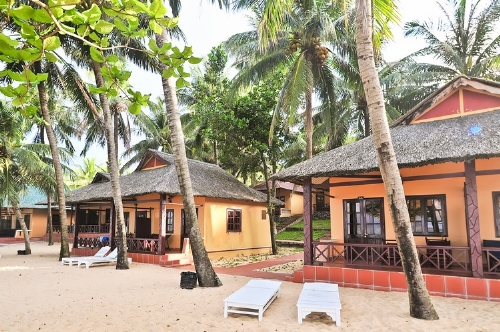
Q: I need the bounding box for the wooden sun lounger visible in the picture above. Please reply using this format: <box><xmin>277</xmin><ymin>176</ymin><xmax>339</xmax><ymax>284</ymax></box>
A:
<box><xmin>223</xmin><ymin>279</ymin><xmax>282</xmax><ymax>321</ymax></box>
<box><xmin>296</xmin><ymin>282</ymin><xmax>341</xmax><ymax>326</ymax></box>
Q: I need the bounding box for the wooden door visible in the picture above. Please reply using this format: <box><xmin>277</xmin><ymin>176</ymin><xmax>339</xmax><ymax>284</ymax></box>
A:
<box><xmin>344</xmin><ymin>198</ymin><xmax>385</xmax><ymax>244</ymax></box>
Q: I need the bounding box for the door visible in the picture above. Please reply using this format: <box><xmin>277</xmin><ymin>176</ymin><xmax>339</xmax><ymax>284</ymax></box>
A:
<box><xmin>181</xmin><ymin>208</ymin><xmax>198</xmax><ymax>251</ymax></box>
<box><xmin>344</xmin><ymin>198</ymin><xmax>385</xmax><ymax>244</ymax></box>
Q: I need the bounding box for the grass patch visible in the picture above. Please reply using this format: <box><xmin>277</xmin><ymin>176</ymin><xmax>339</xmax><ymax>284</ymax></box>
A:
<box><xmin>275</xmin><ymin>218</ymin><xmax>331</xmax><ymax>241</ymax></box>
<box><xmin>292</xmin><ymin>219</ymin><xmax>331</xmax><ymax>229</ymax></box>
<box><xmin>276</xmin><ymin>230</ymin><xmax>327</xmax><ymax>241</ymax></box>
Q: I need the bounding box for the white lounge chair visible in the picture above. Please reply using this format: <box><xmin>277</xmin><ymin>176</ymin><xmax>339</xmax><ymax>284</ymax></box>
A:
<box><xmin>61</xmin><ymin>246</ymin><xmax>111</xmax><ymax>266</ymax></box>
<box><xmin>77</xmin><ymin>247</ymin><xmax>119</xmax><ymax>269</ymax></box>
<box><xmin>223</xmin><ymin>279</ymin><xmax>282</xmax><ymax>321</ymax></box>
<box><xmin>296</xmin><ymin>282</ymin><xmax>342</xmax><ymax>326</ymax></box>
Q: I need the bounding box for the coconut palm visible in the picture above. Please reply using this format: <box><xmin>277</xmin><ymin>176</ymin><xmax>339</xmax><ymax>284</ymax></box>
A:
<box><xmin>121</xmin><ymin>97</ymin><xmax>173</xmax><ymax>170</ymax></box>
<box><xmin>226</xmin><ymin>1</ymin><xmax>339</xmax><ymax>159</ymax></box>
<box><xmin>403</xmin><ymin>0</ymin><xmax>500</xmax><ymax>81</ymax></box>
<box><xmin>355</xmin><ymin>0</ymin><xmax>439</xmax><ymax>319</ymax></box>
<box><xmin>0</xmin><ymin>102</ymin><xmax>60</xmax><ymax>253</ymax></box>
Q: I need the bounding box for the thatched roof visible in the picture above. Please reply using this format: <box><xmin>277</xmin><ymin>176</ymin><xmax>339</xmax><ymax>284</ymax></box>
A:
<box><xmin>272</xmin><ymin>108</ymin><xmax>500</xmax><ymax>183</ymax></box>
<box><xmin>67</xmin><ymin>150</ymin><xmax>278</xmax><ymax>204</ymax></box>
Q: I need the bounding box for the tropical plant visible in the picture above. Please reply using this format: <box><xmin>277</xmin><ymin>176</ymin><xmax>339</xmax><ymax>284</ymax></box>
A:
<box><xmin>0</xmin><ymin>102</ymin><xmax>60</xmax><ymax>253</ymax></box>
<box><xmin>226</xmin><ymin>1</ymin><xmax>339</xmax><ymax>159</ymax></box>
<box><xmin>403</xmin><ymin>0</ymin><xmax>500</xmax><ymax>81</ymax></box>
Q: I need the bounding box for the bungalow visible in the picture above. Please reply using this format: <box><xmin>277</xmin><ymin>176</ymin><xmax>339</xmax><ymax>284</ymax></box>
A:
<box><xmin>0</xmin><ymin>186</ymin><xmax>65</xmax><ymax>239</ymax></box>
<box><xmin>253</xmin><ymin>181</ymin><xmax>330</xmax><ymax>217</ymax></box>
<box><xmin>66</xmin><ymin>149</ymin><xmax>281</xmax><ymax>262</ymax></box>
<box><xmin>272</xmin><ymin>77</ymin><xmax>500</xmax><ymax>296</ymax></box>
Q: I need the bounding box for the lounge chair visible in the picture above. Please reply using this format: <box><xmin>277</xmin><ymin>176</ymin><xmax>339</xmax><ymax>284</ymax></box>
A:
<box><xmin>223</xmin><ymin>279</ymin><xmax>282</xmax><ymax>321</ymax></box>
<box><xmin>61</xmin><ymin>246</ymin><xmax>111</xmax><ymax>266</ymax></box>
<box><xmin>77</xmin><ymin>247</ymin><xmax>119</xmax><ymax>269</ymax></box>
<box><xmin>297</xmin><ymin>282</ymin><xmax>341</xmax><ymax>326</ymax></box>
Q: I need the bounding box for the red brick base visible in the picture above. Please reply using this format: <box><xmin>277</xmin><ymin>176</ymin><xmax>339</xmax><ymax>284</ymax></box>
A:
<box><xmin>290</xmin><ymin>265</ymin><xmax>500</xmax><ymax>302</ymax></box>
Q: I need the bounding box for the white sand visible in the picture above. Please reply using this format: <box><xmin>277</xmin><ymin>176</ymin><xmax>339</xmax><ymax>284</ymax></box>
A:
<box><xmin>1</xmin><ymin>242</ymin><xmax>499</xmax><ymax>332</ymax></box>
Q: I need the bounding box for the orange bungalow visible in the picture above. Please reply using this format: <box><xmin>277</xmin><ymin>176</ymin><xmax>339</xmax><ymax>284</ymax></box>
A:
<box><xmin>0</xmin><ymin>186</ymin><xmax>72</xmax><ymax>240</ymax></box>
<box><xmin>65</xmin><ymin>149</ymin><xmax>281</xmax><ymax>265</ymax></box>
<box><xmin>272</xmin><ymin>76</ymin><xmax>500</xmax><ymax>300</ymax></box>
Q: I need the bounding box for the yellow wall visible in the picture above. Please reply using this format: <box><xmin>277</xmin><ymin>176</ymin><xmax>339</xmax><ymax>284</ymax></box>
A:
<box><xmin>274</xmin><ymin>188</ymin><xmax>304</xmax><ymax>215</ymax></box>
<box><xmin>328</xmin><ymin>159</ymin><xmax>500</xmax><ymax>246</ymax></box>
<box><xmin>120</xmin><ymin>193</ymin><xmax>271</xmax><ymax>257</ymax></box>
<box><xmin>202</xmin><ymin>198</ymin><xmax>271</xmax><ymax>258</ymax></box>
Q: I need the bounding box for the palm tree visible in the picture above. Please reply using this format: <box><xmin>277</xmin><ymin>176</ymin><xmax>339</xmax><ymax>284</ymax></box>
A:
<box><xmin>403</xmin><ymin>0</ymin><xmax>500</xmax><ymax>81</ymax></box>
<box><xmin>121</xmin><ymin>97</ymin><xmax>173</xmax><ymax>171</ymax></box>
<box><xmin>0</xmin><ymin>102</ymin><xmax>58</xmax><ymax>253</ymax></box>
<box><xmin>155</xmin><ymin>26</ymin><xmax>222</xmax><ymax>286</ymax></box>
<box><xmin>67</xmin><ymin>157</ymin><xmax>105</xmax><ymax>190</ymax></box>
<box><xmin>226</xmin><ymin>1</ymin><xmax>339</xmax><ymax>159</ymax></box>
<box><xmin>354</xmin><ymin>0</ymin><xmax>438</xmax><ymax>320</ymax></box>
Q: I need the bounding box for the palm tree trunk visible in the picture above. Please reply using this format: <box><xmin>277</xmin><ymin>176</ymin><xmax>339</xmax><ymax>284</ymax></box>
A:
<box><xmin>47</xmin><ymin>193</ymin><xmax>54</xmax><ymax>246</ymax></box>
<box><xmin>91</xmin><ymin>61</ymin><xmax>129</xmax><ymax>269</ymax></box>
<box><xmin>355</xmin><ymin>0</ymin><xmax>438</xmax><ymax>320</ymax></box>
<box><xmin>156</xmin><ymin>29</ymin><xmax>221</xmax><ymax>287</ymax></box>
<box><xmin>13</xmin><ymin>202</ymin><xmax>31</xmax><ymax>254</ymax></box>
<box><xmin>305</xmin><ymin>83</ymin><xmax>313</xmax><ymax>159</ymax></box>
<box><xmin>34</xmin><ymin>61</ymin><xmax>70</xmax><ymax>259</ymax></box>
<box><xmin>261</xmin><ymin>151</ymin><xmax>277</xmax><ymax>255</ymax></box>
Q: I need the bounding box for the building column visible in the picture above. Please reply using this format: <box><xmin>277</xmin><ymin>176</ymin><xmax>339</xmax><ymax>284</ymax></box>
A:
<box><xmin>465</xmin><ymin>160</ymin><xmax>483</xmax><ymax>278</ymax></box>
<box><xmin>73</xmin><ymin>204</ymin><xmax>80</xmax><ymax>249</ymax></box>
<box><xmin>158</xmin><ymin>194</ymin><xmax>167</xmax><ymax>255</ymax></box>
<box><xmin>303</xmin><ymin>178</ymin><xmax>313</xmax><ymax>265</ymax></box>
<box><xmin>110</xmin><ymin>200</ymin><xmax>116</xmax><ymax>250</ymax></box>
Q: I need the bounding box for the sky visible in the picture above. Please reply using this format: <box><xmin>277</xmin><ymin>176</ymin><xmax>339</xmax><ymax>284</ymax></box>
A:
<box><xmin>86</xmin><ymin>0</ymin><xmax>444</xmax><ymax>166</ymax></box>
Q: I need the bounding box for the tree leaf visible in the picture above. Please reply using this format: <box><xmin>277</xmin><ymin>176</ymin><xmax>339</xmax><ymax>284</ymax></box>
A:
<box><xmin>45</xmin><ymin>52</ymin><xmax>59</xmax><ymax>63</ymax></box>
<box><xmin>128</xmin><ymin>103</ymin><xmax>141</xmax><ymax>115</ymax></box>
<box><xmin>94</xmin><ymin>20</ymin><xmax>115</xmax><ymax>34</ymax></box>
<box><xmin>82</xmin><ymin>4</ymin><xmax>101</xmax><ymax>24</ymax></box>
<box><xmin>32</xmin><ymin>9</ymin><xmax>54</xmax><ymax>23</ymax></box>
<box><xmin>10</xmin><ymin>5</ymin><xmax>35</xmax><ymax>20</ymax></box>
<box><xmin>149</xmin><ymin>20</ymin><xmax>162</xmax><ymax>35</ymax></box>
<box><xmin>89</xmin><ymin>47</ymin><xmax>105</xmax><ymax>63</ymax></box>
<box><xmin>89</xmin><ymin>85</ymin><xmax>108</xmax><ymax>94</ymax></box>
<box><xmin>150</xmin><ymin>0</ymin><xmax>167</xmax><ymax>18</ymax></box>
<box><xmin>188</xmin><ymin>57</ymin><xmax>202</xmax><ymax>64</ymax></box>
<box><xmin>44</xmin><ymin>36</ymin><xmax>61</xmax><ymax>51</ymax></box>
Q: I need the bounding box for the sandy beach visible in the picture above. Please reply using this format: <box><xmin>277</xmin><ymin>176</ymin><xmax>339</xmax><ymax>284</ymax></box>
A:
<box><xmin>1</xmin><ymin>242</ymin><xmax>499</xmax><ymax>332</ymax></box>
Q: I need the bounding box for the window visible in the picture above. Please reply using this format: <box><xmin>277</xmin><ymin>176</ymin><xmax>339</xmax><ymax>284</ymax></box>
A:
<box><xmin>15</xmin><ymin>214</ymin><xmax>31</xmax><ymax>230</ymax></box>
<box><xmin>166</xmin><ymin>209</ymin><xmax>174</xmax><ymax>233</ymax></box>
<box><xmin>493</xmin><ymin>192</ymin><xmax>500</xmax><ymax>237</ymax></box>
<box><xmin>344</xmin><ymin>198</ymin><xmax>384</xmax><ymax>241</ymax></box>
<box><xmin>406</xmin><ymin>195</ymin><xmax>447</xmax><ymax>236</ymax></box>
<box><xmin>227</xmin><ymin>209</ymin><xmax>242</xmax><ymax>232</ymax></box>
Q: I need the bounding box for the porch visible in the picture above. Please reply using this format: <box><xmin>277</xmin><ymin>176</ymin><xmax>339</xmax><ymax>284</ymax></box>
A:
<box><xmin>313</xmin><ymin>241</ymin><xmax>500</xmax><ymax>279</ymax></box>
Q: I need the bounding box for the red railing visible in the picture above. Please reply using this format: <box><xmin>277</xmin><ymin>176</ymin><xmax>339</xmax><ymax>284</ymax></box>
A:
<box><xmin>313</xmin><ymin>242</ymin><xmax>472</xmax><ymax>274</ymax></box>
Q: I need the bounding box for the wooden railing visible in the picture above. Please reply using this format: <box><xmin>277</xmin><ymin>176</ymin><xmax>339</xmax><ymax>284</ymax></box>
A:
<box><xmin>126</xmin><ymin>238</ymin><xmax>159</xmax><ymax>254</ymax></box>
<box><xmin>50</xmin><ymin>224</ymin><xmax>110</xmax><ymax>234</ymax></box>
<box><xmin>77</xmin><ymin>236</ymin><xmax>160</xmax><ymax>254</ymax></box>
<box><xmin>313</xmin><ymin>242</ymin><xmax>471</xmax><ymax>274</ymax></box>
<box><xmin>483</xmin><ymin>247</ymin><xmax>500</xmax><ymax>274</ymax></box>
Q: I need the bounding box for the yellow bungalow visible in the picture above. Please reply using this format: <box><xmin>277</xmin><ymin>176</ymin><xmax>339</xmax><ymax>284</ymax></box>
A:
<box><xmin>66</xmin><ymin>150</ymin><xmax>280</xmax><ymax>264</ymax></box>
<box><xmin>273</xmin><ymin>76</ymin><xmax>500</xmax><ymax>300</ymax></box>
